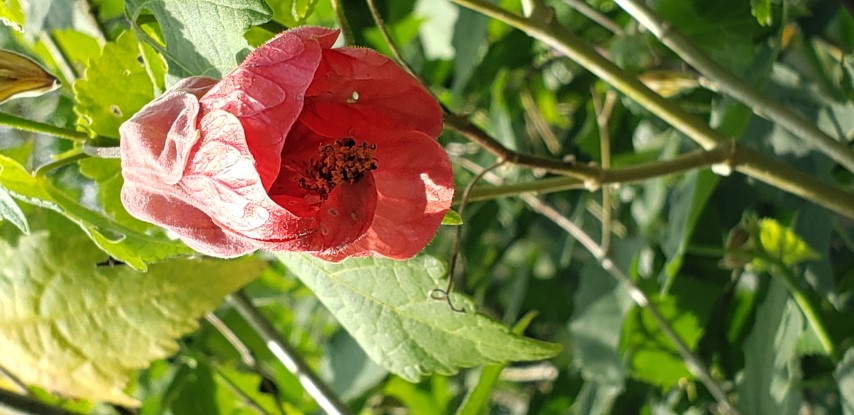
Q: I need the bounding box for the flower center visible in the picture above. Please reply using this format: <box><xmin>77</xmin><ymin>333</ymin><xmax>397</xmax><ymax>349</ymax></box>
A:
<box><xmin>298</xmin><ymin>138</ymin><xmax>377</xmax><ymax>200</ymax></box>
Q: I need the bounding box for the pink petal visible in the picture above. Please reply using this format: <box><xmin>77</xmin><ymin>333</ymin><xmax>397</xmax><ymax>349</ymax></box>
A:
<box><xmin>120</xmin><ymin>184</ymin><xmax>258</xmax><ymax>257</ymax></box>
<box><xmin>299</xmin><ymin>48</ymin><xmax>443</xmax><ymax>143</ymax></box>
<box><xmin>315</xmin><ymin>131</ymin><xmax>453</xmax><ymax>261</ymax></box>
<box><xmin>184</xmin><ymin>110</ymin><xmax>317</xmax><ymax>246</ymax></box>
<box><xmin>200</xmin><ymin>28</ymin><xmax>328</xmax><ymax>189</ymax></box>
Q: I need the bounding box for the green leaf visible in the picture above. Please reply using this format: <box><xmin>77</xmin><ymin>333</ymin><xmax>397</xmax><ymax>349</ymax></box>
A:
<box><xmin>78</xmin><ymin>158</ymin><xmax>151</xmax><ymax>232</ymax></box>
<box><xmin>268</xmin><ymin>0</ymin><xmax>320</xmax><ymax>27</ymax></box>
<box><xmin>750</xmin><ymin>0</ymin><xmax>772</xmax><ymax>27</ymax></box>
<box><xmin>662</xmin><ymin>170</ymin><xmax>718</xmax><ymax>280</ymax></box>
<box><xmin>455</xmin><ymin>311</ymin><xmax>538</xmax><ymax>415</ymax></box>
<box><xmin>0</xmin><ymin>214</ymin><xmax>265</xmax><ymax>405</ymax></box>
<box><xmin>568</xmin><ymin>264</ymin><xmax>631</xmax><ymax>386</ymax></box>
<box><xmin>837</xmin><ymin>347</ymin><xmax>854</xmax><ymax>415</ymax></box>
<box><xmin>0</xmin><ymin>0</ymin><xmax>24</xmax><ymax>31</ymax></box>
<box><xmin>0</xmin><ymin>184</ymin><xmax>28</xmax><ymax>234</ymax></box>
<box><xmin>754</xmin><ymin>218</ymin><xmax>820</xmax><ymax>270</ymax></box>
<box><xmin>441</xmin><ymin>209</ymin><xmax>463</xmax><ymax>226</ymax></box>
<box><xmin>73</xmin><ymin>30</ymin><xmax>159</xmax><ymax>139</ymax></box>
<box><xmin>737</xmin><ymin>280</ymin><xmax>803</xmax><ymax>414</ymax></box>
<box><xmin>277</xmin><ymin>253</ymin><xmax>561</xmax><ymax>382</ymax></box>
<box><xmin>125</xmin><ymin>0</ymin><xmax>271</xmax><ymax>81</ymax></box>
<box><xmin>0</xmin><ymin>154</ymin><xmax>193</xmax><ymax>270</ymax></box>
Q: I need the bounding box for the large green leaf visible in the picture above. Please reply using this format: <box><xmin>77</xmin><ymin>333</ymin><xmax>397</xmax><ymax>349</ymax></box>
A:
<box><xmin>125</xmin><ymin>0</ymin><xmax>271</xmax><ymax>81</ymax></box>
<box><xmin>0</xmin><ymin>154</ymin><xmax>192</xmax><ymax>270</ymax></box>
<box><xmin>837</xmin><ymin>347</ymin><xmax>854</xmax><ymax>415</ymax></box>
<box><xmin>73</xmin><ymin>30</ymin><xmax>161</xmax><ymax>139</ymax></box>
<box><xmin>0</xmin><ymin>214</ymin><xmax>265</xmax><ymax>405</ymax></box>
<box><xmin>277</xmin><ymin>253</ymin><xmax>561</xmax><ymax>381</ymax></box>
<box><xmin>737</xmin><ymin>280</ymin><xmax>803</xmax><ymax>414</ymax></box>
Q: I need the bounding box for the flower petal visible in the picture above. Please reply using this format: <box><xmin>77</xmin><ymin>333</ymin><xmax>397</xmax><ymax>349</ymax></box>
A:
<box><xmin>200</xmin><ymin>28</ymin><xmax>328</xmax><ymax>189</ymax></box>
<box><xmin>120</xmin><ymin>184</ymin><xmax>258</xmax><ymax>257</ymax></box>
<box><xmin>315</xmin><ymin>131</ymin><xmax>453</xmax><ymax>261</ymax></box>
<box><xmin>120</xmin><ymin>76</ymin><xmax>216</xmax><ymax>186</ymax></box>
<box><xmin>299</xmin><ymin>48</ymin><xmax>443</xmax><ymax>142</ymax></box>
<box><xmin>184</xmin><ymin>110</ymin><xmax>317</xmax><ymax>246</ymax></box>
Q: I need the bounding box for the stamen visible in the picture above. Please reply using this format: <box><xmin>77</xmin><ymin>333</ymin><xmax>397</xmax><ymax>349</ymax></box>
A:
<box><xmin>298</xmin><ymin>138</ymin><xmax>377</xmax><ymax>200</ymax></box>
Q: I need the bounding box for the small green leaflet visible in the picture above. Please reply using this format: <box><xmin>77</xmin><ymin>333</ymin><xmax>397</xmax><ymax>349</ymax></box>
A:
<box><xmin>269</xmin><ymin>0</ymin><xmax>320</xmax><ymax>27</ymax></box>
<box><xmin>441</xmin><ymin>209</ymin><xmax>463</xmax><ymax>225</ymax></box>
<box><xmin>754</xmin><ymin>217</ymin><xmax>820</xmax><ymax>271</ymax></box>
<box><xmin>277</xmin><ymin>253</ymin><xmax>560</xmax><ymax>381</ymax></box>
<box><xmin>750</xmin><ymin>0</ymin><xmax>772</xmax><ymax>27</ymax></box>
<box><xmin>0</xmin><ymin>216</ymin><xmax>266</xmax><ymax>405</ymax></box>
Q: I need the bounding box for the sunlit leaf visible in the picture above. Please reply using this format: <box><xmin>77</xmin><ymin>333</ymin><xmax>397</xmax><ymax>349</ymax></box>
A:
<box><xmin>754</xmin><ymin>218</ymin><xmax>820</xmax><ymax>270</ymax></box>
<box><xmin>837</xmin><ymin>347</ymin><xmax>854</xmax><ymax>415</ymax></box>
<box><xmin>0</xmin><ymin>0</ymin><xmax>23</xmax><ymax>31</ymax></box>
<box><xmin>125</xmin><ymin>0</ymin><xmax>271</xmax><ymax>82</ymax></box>
<box><xmin>750</xmin><ymin>0</ymin><xmax>772</xmax><ymax>27</ymax></box>
<box><xmin>278</xmin><ymin>253</ymin><xmax>561</xmax><ymax>382</ymax></box>
<box><xmin>73</xmin><ymin>30</ymin><xmax>160</xmax><ymax>139</ymax></box>
<box><xmin>441</xmin><ymin>209</ymin><xmax>463</xmax><ymax>226</ymax></box>
<box><xmin>268</xmin><ymin>0</ymin><xmax>320</xmax><ymax>27</ymax></box>
<box><xmin>0</xmin><ymin>214</ymin><xmax>265</xmax><ymax>405</ymax></box>
<box><xmin>0</xmin><ymin>154</ymin><xmax>192</xmax><ymax>270</ymax></box>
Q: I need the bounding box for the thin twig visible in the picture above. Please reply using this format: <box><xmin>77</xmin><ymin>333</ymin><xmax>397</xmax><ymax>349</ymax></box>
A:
<box><xmin>563</xmin><ymin>0</ymin><xmax>625</xmax><ymax>35</ymax></box>
<box><xmin>450</xmin><ymin>0</ymin><xmax>854</xmax><ymax>220</ymax></box>
<box><xmin>227</xmin><ymin>290</ymin><xmax>351</xmax><ymax>415</ymax></box>
<box><xmin>331</xmin><ymin>0</ymin><xmax>355</xmax><ymax>46</ymax></box>
<box><xmin>0</xmin><ymin>113</ymin><xmax>88</xmax><ymax>142</ymax></box>
<box><xmin>205</xmin><ymin>313</ymin><xmax>257</xmax><ymax>367</ymax></box>
<box><xmin>613</xmin><ymin>0</ymin><xmax>854</xmax><ymax>173</ymax></box>
<box><xmin>366</xmin><ymin>0</ymin><xmax>418</xmax><ymax>78</ymax></box>
<box><xmin>433</xmin><ymin>161</ymin><xmax>507</xmax><ymax>312</ymax></box>
<box><xmin>456</xmin><ymin>161</ymin><xmax>741</xmax><ymax>415</ymax></box>
<box><xmin>591</xmin><ymin>88</ymin><xmax>618</xmax><ymax>254</ymax></box>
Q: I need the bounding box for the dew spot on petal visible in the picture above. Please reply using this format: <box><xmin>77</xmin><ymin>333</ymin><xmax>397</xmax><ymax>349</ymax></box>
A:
<box><xmin>350</xmin><ymin>211</ymin><xmax>359</xmax><ymax>221</ymax></box>
<box><xmin>327</xmin><ymin>208</ymin><xmax>339</xmax><ymax>217</ymax></box>
<box><xmin>320</xmin><ymin>226</ymin><xmax>330</xmax><ymax>236</ymax></box>
<box><xmin>347</xmin><ymin>90</ymin><xmax>359</xmax><ymax>104</ymax></box>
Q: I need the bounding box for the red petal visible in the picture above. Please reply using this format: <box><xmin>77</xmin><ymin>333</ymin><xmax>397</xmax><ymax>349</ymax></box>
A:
<box><xmin>315</xmin><ymin>131</ymin><xmax>453</xmax><ymax>261</ymax></box>
<box><xmin>200</xmin><ymin>28</ymin><xmax>327</xmax><ymax>189</ymax></box>
<box><xmin>302</xmin><ymin>175</ymin><xmax>378</xmax><ymax>252</ymax></box>
<box><xmin>299</xmin><ymin>48</ymin><xmax>443</xmax><ymax>142</ymax></box>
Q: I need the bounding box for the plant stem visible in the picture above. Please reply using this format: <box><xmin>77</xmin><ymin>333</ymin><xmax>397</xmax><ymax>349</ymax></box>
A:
<box><xmin>450</xmin><ymin>0</ymin><xmax>854</xmax><ymax>220</ymax></box>
<box><xmin>0</xmin><ymin>113</ymin><xmax>87</xmax><ymax>142</ymax></box>
<box><xmin>227</xmin><ymin>290</ymin><xmax>351</xmax><ymax>415</ymax></box>
<box><xmin>34</xmin><ymin>152</ymin><xmax>88</xmax><ymax>178</ymax></box>
<box><xmin>330</xmin><ymin>0</ymin><xmax>354</xmax><ymax>46</ymax></box>
<box><xmin>0</xmin><ymin>389</ymin><xmax>80</xmax><ymax>415</ymax></box>
<box><xmin>460</xmin><ymin>144</ymin><xmax>735</xmax><ymax>203</ymax></box>
<box><xmin>613</xmin><ymin>0</ymin><xmax>854</xmax><ymax>173</ymax></box>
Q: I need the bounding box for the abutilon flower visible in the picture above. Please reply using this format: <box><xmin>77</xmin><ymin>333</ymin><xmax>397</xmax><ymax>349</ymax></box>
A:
<box><xmin>119</xmin><ymin>27</ymin><xmax>454</xmax><ymax>261</ymax></box>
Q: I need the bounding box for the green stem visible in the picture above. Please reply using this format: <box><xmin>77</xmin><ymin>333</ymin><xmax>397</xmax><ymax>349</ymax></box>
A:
<box><xmin>0</xmin><ymin>113</ymin><xmax>87</xmax><ymax>142</ymax></box>
<box><xmin>450</xmin><ymin>0</ymin><xmax>854</xmax><ymax>220</ymax></box>
<box><xmin>330</xmin><ymin>0</ymin><xmax>354</xmax><ymax>46</ymax></box>
<box><xmin>0</xmin><ymin>389</ymin><xmax>79</xmax><ymax>415</ymax></box>
<box><xmin>227</xmin><ymin>291</ymin><xmax>351</xmax><ymax>415</ymax></box>
<box><xmin>34</xmin><ymin>152</ymin><xmax>88</xmax><ymax>179</ymax></box>
<box><xmin>613</xmin><ymin>0</ymin><xmax>854</xmax><ymax>173</ymax></box>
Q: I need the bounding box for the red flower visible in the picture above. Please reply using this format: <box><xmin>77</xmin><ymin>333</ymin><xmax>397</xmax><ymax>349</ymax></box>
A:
<box><xmin>119</xmin><ymin>27</ymin><xmax>454</xmax><ymax>261</ymax></box>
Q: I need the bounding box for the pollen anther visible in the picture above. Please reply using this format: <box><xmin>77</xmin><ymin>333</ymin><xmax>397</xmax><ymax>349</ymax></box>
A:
<box><xmin>299</xmin><ymin>137</ymin><xmax>377</xmax><ymax>200</ymax></box>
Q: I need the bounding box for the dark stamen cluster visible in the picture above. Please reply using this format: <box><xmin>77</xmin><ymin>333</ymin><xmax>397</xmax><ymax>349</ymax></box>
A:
<box><xmin>299</xmin><ymin>138</ymin><xmax>378</xmax><ymax>200</ymax></box>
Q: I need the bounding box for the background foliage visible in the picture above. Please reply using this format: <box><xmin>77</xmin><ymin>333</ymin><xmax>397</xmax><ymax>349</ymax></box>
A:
<box><xmin>0</xmin><ymin>0</ymin><xmax>853</xmax><ymax>414</ymax></box>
